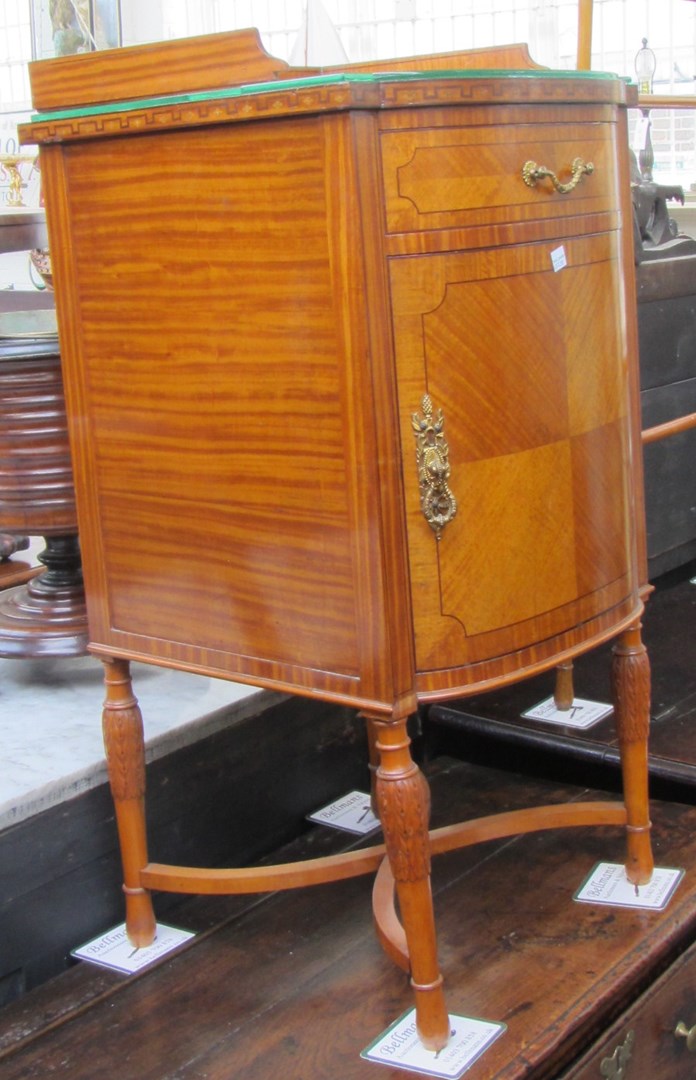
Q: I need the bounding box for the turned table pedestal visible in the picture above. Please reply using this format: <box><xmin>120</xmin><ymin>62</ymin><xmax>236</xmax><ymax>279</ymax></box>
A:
<box><xmin>0</xmin><ymin>309</ymin><xmax>87</xmax><ymax>656</ymax></box>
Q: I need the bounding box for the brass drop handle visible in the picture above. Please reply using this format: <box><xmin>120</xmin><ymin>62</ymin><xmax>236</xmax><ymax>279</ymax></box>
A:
<box><xmin>522</xmin><ymin>156</ymin><xmax>594</xmax><ymax>194</ymax></box>
<box><xmin>675</xmin><ymin>1020</ymin><xmax>696</xmax><ymax>1051</ymax></box>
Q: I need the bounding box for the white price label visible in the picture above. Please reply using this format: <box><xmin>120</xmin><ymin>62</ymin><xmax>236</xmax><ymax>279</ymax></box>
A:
<box><xmin>550</xmin><ymin>245</ymin><xmax>567</xmax><ymax>272</ymax></box>
<box><xmin>72</xmin><ymin>923</ymin><xmax>195</xmax><ymax>974</ymax></box>
<box><xmin>362</xmin><ymin>1008</ymin><xmax>505</xmax><ymax>1078</ymax></box>
<box><xmin>575</xmin><ymin>863</ymin><xmax>684</xmax><ymax>910</ymax></box>
<box><xmin>308</xmin><ymin>790</ymin><xmax>380</xmax><ymax>835</ymax></box>
<box><xmin>522</xmin><ymin>696</ymin><xmax>613</xmax><ymax>729</ymax></box>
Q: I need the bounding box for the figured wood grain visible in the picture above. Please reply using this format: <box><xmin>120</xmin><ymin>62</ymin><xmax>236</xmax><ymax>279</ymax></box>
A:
<box><xmin>57</xmin><ymin>117</ymin><xmax>362</xmax><ymax>681</ymax></box>
<box><xmin>28</xmin><ymin>29</ymin><xmax>289</xmax><ymax>111</ymax></box>
<box><xmin>389</xmin><ymin>231</ymin><xmax>639</xmax><ymax>680</ymax></box>
<box><xmin>560</xmin><ymin>939</ymin><xmax>696</xmax><ymax>1078</ymax></box>
<box><xmin>381</xmin><ymin>119</ymin><xmax>614</xmax><ymax>234</ymax></box>
<box><xmin>326</xmin><ymin>41</ymin><xmax>544</xmax><ymax>75</ymax></box>
<box><xmin>27</xmin><ymin>37</ymin><xmax>543</xmax><ymax>116</ymax></box>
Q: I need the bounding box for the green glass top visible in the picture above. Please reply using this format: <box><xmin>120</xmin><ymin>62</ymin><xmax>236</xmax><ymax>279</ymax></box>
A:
<box><xmin>29</xmin><ymin>68</ymin><xmax>626</xmax><ymax>125</ymax></box>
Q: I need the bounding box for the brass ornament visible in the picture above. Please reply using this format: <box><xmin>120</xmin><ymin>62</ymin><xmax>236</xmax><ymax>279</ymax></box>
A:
<box><xmin>411</xmin><ymin>394</ymin><xmax>457</xmax><ymax>540</ymax></box>
<box><xmin>522</xmin><ymin>156</ymin><xmax>594</xmax><ymax>194</ymax></box>
<box><xmin>675</xmin><ymin>1020</ymin><xmax>696</xmax><ymax>1052</ymax></box>
<box><xmin>600</xmin><ymin>1029</ymin><xmax>635</xmax><ymax>1079</ymax></box>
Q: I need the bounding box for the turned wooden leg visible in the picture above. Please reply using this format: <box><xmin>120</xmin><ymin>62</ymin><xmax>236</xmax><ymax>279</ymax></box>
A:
<box><xmin>102</xmin><ymin>656</ymin><xmax>156</xmax><ymax>946</ymax></box>
<box><xmin>370</xmin><ymin>712</ymin><xmax>450</xmax><ymax>1052</ymax></box>
<box><xmin>554</xmin><ymin>661</ymin><xmax>574</xmax><ymax>711</ymax></box>
<box><xmin>611</xmin><ymin>622</ymin><xmax>654</xmax><ymax>885</ymax></box>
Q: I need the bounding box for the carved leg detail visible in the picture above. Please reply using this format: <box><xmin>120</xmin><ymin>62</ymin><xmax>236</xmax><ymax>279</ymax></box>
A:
<box><xmin>102</xmin><ymin>657</ymin><xmax>156</xmax><ymax>946</ymax></box>
<box><xmin>371</xmin><ymin>713</ymin><xmax>450</xmax><ymax>1052</ymax></box>
<box><xmin>611</xmin><ymin>623</ymin><xmax>654</xmax><ymax>885</ymax></box>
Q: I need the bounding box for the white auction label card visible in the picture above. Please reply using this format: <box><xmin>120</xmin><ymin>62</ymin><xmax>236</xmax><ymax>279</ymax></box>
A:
<box><xmin>550</xmin><ymin>245</ymin><xmax>567</xmax><ymax>272</ymax></box>
<box><xmin>574</xmin><ymin>863</ymin><xmax>684</xmax><ymax>911</ymax></box>
<box><xmin>308</xmin><ymin>789</ymin><xmax>380</xmax><ymax>835</ymax></box>
<box><xmin>522</xmin><ymin>696</ymin><xmax>612</xmax><ymax>729</ymax></box>
<box><xmin>72</xmin><ymin>922</ymin><xmax>195</xmax><ymax>974</ymax></box>
<box><xmin>361</xmin><ymin>1009</ymin><xmax>505</xmax><ymax>1078</ymax></box>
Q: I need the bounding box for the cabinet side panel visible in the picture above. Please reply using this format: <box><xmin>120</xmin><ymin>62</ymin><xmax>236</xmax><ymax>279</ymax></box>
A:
<box><xmin>57</xmin><ymin>119</ymin><xmax>360</xmax><ymax>678</ymax></box>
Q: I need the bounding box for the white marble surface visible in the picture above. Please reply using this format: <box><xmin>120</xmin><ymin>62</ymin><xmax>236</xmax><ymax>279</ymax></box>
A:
<box><xmin>0</xmin><ymin>648</ymin><xmax>273</xmax><ymax>831</ymax></box>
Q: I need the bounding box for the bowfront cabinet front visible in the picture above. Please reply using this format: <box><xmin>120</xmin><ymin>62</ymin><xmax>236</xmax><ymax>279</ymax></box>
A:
<box><xmin>22</xmin><ymin>42</ymin><xmax>652</xmax><ymax>1052</ymax></box>
<box><xmin>379</xmin><ymin>101</ymin><xmax>641</xmax><ymax>696</ymax></box>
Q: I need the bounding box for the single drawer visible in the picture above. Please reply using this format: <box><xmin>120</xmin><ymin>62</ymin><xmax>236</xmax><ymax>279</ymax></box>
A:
<box><xmin>380</xmin><ymin>120</ymin><xmax>617</xmax><ymax>235</ymax></box>
<box><xmin>560</xmin><ymin>938</ymin><xmax>696</xmax><ymax>1079</ymax></box>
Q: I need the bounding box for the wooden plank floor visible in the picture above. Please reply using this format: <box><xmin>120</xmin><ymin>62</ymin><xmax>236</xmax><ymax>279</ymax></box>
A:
<box><xmin>2</xmin><ymin>756</ymin><xmax>696</xmax><ymax>1079</ymax></box>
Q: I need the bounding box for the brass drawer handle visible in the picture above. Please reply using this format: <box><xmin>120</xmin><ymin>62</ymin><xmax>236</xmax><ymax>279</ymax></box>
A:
<box><xmin>411</xmin><ymin>394</ymin><xmax>457</xmax><ymax>540</ymax></box>
<box><xmin>600</xmin><ymin>1029</ymin><xmax>634</xmax><ymax>1078</ymax></box>
<box><xmin>522</xmin><ymin>156</ymin><xmax>594</xmax><ymax>194</ymax></box>
<box><xmin>675</xmin><ymin>1020</ymin><xmax>696</xmax><ymax>1051</ymax></box>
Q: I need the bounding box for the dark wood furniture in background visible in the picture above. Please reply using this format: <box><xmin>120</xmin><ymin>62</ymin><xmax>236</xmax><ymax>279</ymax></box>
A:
<box><xmin>637</xmin><ymin>256</ymin><xmax>696</xmax><ymax>578</ymax></box>
<box><xmin>0</xmin><ymin>212</ymin><xmax>48</xmax><ymax>587</ymax></box>
<box><xmin>0</xmin><ymin>308</ymin><xmax>87</xmax><ymax>657</ymax></box>
<box><xmin>0</xmin><ymin>210</ymin><xmax>46</xmax><ymax>257</ymax></box>
<box><xmin>21</xmin><ymin>30</ymin><xmax>655</xmax><ymax>1051</ymax></box>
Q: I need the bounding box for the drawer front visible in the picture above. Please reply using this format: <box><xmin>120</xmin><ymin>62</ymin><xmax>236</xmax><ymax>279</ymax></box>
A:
<box><xmin>561</xmin><ymin>939</ymin><xmax>696</xmax><ymax>1079</ymax></box>
<box><xmin>381</xmin><ymin>120</ymin><xmax>616</xmax><ymax>235</ymax></box>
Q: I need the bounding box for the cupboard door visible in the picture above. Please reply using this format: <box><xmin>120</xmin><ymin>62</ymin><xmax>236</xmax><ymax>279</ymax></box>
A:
<box><xmin>391</xmin><ymin>231</ymin><xmax>637</xmax><ymax>680</ymax></box>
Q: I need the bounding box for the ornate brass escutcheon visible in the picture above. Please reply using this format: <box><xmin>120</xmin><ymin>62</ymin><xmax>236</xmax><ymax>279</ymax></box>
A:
<box><xmin>522</xmin><ymin>156</ymin><xmax>594</xmax><ymax>194</ymax></box>
<box><xmin>600</xmin><ymin>1029</ymin><xmax>635</xmax><ymax>1079</ymax></box>
<box><xmin>411</xmin><ymin>394</ymin><xmax>457</xmax><ymax>540</ymax></box>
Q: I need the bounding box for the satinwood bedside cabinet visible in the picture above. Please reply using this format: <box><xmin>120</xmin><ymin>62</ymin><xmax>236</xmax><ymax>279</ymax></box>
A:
<box><xmin>21</xmin><ymin>30</ymin><xmax>654</xmax><ymax>1052</ymax></box>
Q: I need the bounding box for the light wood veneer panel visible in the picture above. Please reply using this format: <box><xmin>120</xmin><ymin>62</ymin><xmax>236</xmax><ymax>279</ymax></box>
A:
<box><xmin>59</xmin><ymin>118</ymin><xmax>361</xmax><ymax>676</ymax></box>
<box><xmin>381</xmin><ymin>120</ymin><xmax>615</xmax><ymax>234</ymax></box>
<box><xmin>390</xmin><ymin>231</ymin><xmax>637</xmax><ymax>676</ymax></box>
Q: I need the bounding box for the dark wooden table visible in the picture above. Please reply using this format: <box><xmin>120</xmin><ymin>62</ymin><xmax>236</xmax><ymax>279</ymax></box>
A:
<box><xmin>0</xmin><ymin>241</ymin><xmax>54</xmax><ymax>589</ymax></box>
<box><xmin>1</xmin><ymin>756</ymin><xmax>695</xmax><ymax>1078</ymax></box>
<box><xmin>0</xmin><ymin>210</ymin><xmax>47</xmax><ymax>255</ymax></box>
